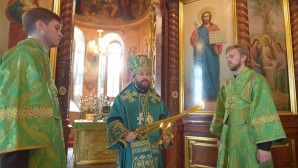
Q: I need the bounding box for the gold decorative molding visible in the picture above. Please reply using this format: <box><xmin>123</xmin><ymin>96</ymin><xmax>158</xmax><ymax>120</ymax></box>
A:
<box><xmin>49</xmin><ymin>0</ymin><xmax>61</xmax><ymax>81</ymax></box>
<box><xmin>185</xmin><ymin>136</ymin><xmax>218</xmax><ymax>168</ymax></box>
<box><xmin>179</xmin><ymin>1</ymin><xmax>185</xmax><ymax>114</ymax></box>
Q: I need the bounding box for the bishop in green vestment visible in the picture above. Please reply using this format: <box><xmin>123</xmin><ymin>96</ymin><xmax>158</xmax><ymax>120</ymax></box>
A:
<box><xmin>0</xmin><ymin>8</ymin><xmax>65</xmax><ymax>168</ymax></box>
<box><xmin>106</xmin><ymin>54</ymin><xmax>172</xmax><ymax>168</ymax></box>
<box><xmin>210</xmin><ymin>45</ymin><xmax>286</xmax><ymax>168</ymax></box>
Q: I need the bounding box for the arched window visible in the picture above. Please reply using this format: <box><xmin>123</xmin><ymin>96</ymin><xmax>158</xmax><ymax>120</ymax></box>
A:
<box><xmin>107</xmin><ymin>42</ymin><xmax>122</xmax><ymax>96</ymax></box>
<box><xmin>98</xmin><ymin>33</ymin><xmax>124</xmax><ymax>97</ymax></box>
<box><xmin>69</xmin><ymin>26</ymin><xmax>85</xmax><ymax>111</ymax></box>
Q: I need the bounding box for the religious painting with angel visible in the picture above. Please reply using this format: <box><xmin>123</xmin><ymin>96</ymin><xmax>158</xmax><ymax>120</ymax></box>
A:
<box><xmin>247</xmin><ymin>0</ymin><xmax>295</xmax><ymax>112</ymax></box>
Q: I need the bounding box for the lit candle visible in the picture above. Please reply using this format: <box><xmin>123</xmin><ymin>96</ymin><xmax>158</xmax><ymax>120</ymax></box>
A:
<box><xmin>200</xmin><ymin>101</ymin><xmax>205</xmax><ymax>109</ymax></box>
<box><xmin>160</xmin><ymin>123</ymin><xmax>164</xmax><ymax>128</ymax></box>
<box><xmin>167</xmin><ymin>123</ymin><xmax>171</xmax><ymax>128</ymax></box>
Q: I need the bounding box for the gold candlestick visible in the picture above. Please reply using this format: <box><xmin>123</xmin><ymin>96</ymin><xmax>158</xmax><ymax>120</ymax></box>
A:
<box><xmin>136</xmin><ymin>105</ymin><xmax>203</xmax><ymax>140</ymax></box>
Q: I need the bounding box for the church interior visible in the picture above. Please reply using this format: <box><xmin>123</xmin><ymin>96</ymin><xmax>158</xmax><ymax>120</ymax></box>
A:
<box><xmin>1</xmin><ymin>0</ymin><xmax>298</xmax><ymax>167</ymax></box>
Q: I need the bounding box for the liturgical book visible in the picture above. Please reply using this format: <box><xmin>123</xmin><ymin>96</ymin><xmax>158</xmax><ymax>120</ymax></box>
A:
<box><xmin>209</xmin><ymin>31</ymin><xmax>226</xmax><ymax>44</ymax></box>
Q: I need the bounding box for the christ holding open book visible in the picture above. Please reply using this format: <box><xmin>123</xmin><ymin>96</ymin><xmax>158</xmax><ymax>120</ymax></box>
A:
<box><xmin>190</xmin><ymin>8</ymin><xmax>223</xmax><ymax>101</ymax></box>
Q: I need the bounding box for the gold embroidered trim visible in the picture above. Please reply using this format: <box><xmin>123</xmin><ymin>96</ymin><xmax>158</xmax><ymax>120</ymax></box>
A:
<box><xmin>132</xmin><ymin>154</ymin><xmax>158</xmax><ymax>168</ymax></box>
<box><xmin>148</xmin><ymin>91</ymin><xmax>161</xmax><ymax>103</ymax></box>
<box><xmin>131</xmin><ymin>140</ymin><xmax>150</xmax><ymax>154</ymax></box>
<box><xmin>121</xmin><ymin>90</ymin><xmax>138</xmax><ymax>102</ymax></box>
<box><xmin>251</xmin><ymin>114</ymin><xmax>280</xmax><ymax>126</ymax></box>
<box><xmin>131</xmin><ymin>140</ymin><xmax>159</xmax><ymax>168</ymax></box>
<box><xmin>106</xmin><ymin>120</ymin><xmax>129</xmax><ymax>148</ymax></box>
<box><xmin>225</xmin><ymin>72</ymin><xmax>257</xmax><ymax>102</ymax></box>
<box><xmin>0</xmin><ymin>107</ymin><xmax>52</xmax><ymax>120</ymax></box>
<box><xmin>108</xmin><ymin>120</ymin><xmax>128</xmax><ymax>137</ymax></box>
<box><xmin>0</xmin><ymin>144</ymin><xmax>52</xmax><ymax>154</ymax></box>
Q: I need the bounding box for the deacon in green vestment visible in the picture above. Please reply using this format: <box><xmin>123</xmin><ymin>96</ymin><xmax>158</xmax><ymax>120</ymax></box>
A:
<box><xmin>210</xmin><ymin>45</ymin><xmax>286</xmax><ymax>168</ymax></box>
<box><xmin>0</xmin><ymin>8</ymin><xmax>66</xmax><ymax>168</ymax></box>
<box><xmin>106</xmin><ymin>54</ymin><xmax>172</xmax><ymax>168</ymax></box>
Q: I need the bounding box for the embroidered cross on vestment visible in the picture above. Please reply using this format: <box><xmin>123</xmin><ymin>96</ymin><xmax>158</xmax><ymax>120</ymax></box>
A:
<box><xmin>137</xmin><ymin>112</ymin><xmax>144</xmax><ymax>125</ymax></box>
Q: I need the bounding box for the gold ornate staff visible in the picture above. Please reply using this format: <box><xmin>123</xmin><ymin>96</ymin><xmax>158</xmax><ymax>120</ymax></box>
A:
<box><xmin>136</xmin><ymin>105</ymin><xmax>203</xmax><ymax>140</ymax></box>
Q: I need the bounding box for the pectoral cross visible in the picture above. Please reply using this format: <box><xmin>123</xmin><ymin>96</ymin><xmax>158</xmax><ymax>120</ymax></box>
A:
<box><xmin>137</xmin><ymin>112</ymin><xmax>144</xmax><ymax>125</ymax></box>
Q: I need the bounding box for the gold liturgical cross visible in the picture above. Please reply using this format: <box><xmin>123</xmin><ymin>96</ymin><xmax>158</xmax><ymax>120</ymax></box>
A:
<box><xmin>137</xmin><ymin>112</ymin><xmax>144</xmax><ymax>125</ymax></box>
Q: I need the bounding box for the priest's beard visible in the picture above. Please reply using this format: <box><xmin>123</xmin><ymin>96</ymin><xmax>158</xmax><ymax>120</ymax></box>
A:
<box><xmin>135</xmin><ymin>79</ymin><xmax>150</xmax><ymax>90</ymax></box>
<box><xmin>229</xmin><ymin>61</ymin><xmax>242</xmax><ymax>71</ymax></box>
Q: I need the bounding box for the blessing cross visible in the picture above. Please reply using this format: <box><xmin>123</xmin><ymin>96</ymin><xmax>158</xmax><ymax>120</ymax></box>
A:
<box><xmin>137</xmin><ymin>112</ymin><xmax>144</xmax><ymax>125</ymax></box>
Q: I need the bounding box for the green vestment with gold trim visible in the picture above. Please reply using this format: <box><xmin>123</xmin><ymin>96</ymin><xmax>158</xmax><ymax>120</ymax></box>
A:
<box><xmin>0</xmin><ymin>39</ymin><xmax>66</xmax><ymax>167</ymax></box>
<box><xmin>106</xmin><ymin>83</ymin><xmax>170</xmax><ymax>168</ymax></box>
<box><xmin>210</xmin><ymin>67</ymin><xmax>286</xmax><ymax>168</ymax></box>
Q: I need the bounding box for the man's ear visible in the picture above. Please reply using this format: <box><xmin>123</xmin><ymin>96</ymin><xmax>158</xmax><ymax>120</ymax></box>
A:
<box><xmin>35</xmin><ymin>20</ymin><xmax>45</xmax><ymax>32</ymax></box>
<box><xmin>242</xmin><ymin>55</ymin><xmax>248</xmax><ymax>63</ymax></box>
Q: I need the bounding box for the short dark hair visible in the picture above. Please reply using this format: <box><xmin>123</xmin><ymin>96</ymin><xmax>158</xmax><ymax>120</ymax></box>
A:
<box><xmin>225</xmin><ymin>44</ymin><xmax>249</xmax><ymax>62</ymax></box>
<box><xmin>24</xmin><ymin>7</ymin><xmax>62</xmax><ymax>34</ymax></box>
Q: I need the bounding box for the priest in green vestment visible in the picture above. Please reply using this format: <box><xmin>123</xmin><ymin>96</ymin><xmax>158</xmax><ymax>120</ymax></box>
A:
<box><xmin>210</xmin><ymin>44</ymin><xmax>286</xmax><ymax>168</ymax></box>
<box><xmin>0</xmin><ymin>8</ymin><xmax>66</xmax><ymax>168</ymax></box>
<box><xmin>106</xmin><ymin>54</ymin><xmax>172</xmax><ymax>168</ymax></box>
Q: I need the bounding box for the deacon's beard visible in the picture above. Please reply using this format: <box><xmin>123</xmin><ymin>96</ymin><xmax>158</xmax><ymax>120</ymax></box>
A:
<box><xmin>229</xmin><ymin>61</ymin><xmax>242</xmax><ymax>71</ymax></box>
